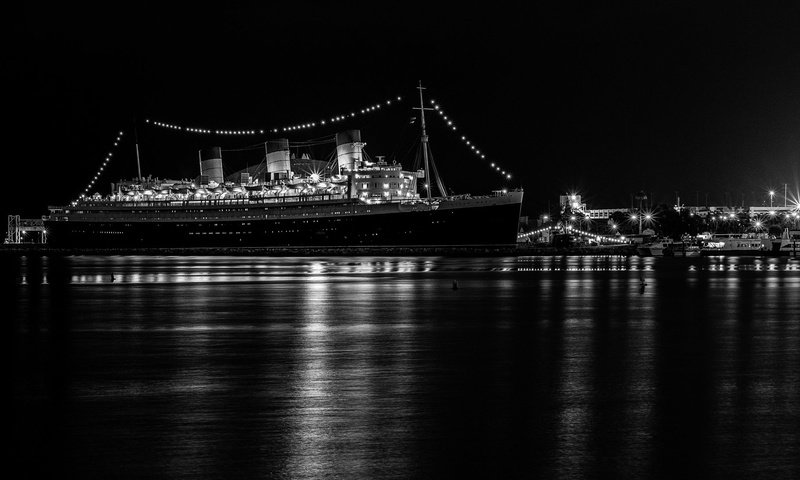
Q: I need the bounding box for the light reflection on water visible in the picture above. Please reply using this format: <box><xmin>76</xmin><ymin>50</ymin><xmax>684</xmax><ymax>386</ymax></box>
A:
<box><xmin>8</xmin><ymin>255</ymin><xmax>800</xmax><ymax>479</ymax></box>
<box><xmin>10</xmin><ymin>255</ymin><xmax>800</xmax><ymax>285</ymax></box>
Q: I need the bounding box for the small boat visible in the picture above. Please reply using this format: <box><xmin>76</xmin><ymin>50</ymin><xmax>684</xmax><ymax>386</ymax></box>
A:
<box><xmin>777</xmin><ymin>229</ymin><xmax>800</xmax><ymax>255</ymax></box>
<box><xmin>637</xmin><ymin>238</ymin><xmax>674</xmax><ymax>257</ymax></box>
<box><xmin>700</xmin><ymin>234</ymin><xmax>770</xmax><ymax>255</ymax></box>
<box><xmin>637</xmin><ymin>237</ymin><xmax>701</xmax><ymax>256</ymax></box>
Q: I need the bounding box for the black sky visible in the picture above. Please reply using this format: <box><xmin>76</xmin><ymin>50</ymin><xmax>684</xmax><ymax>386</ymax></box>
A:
<box><xmin>4</xmin><ymin>1</ymin><xmax>800</xmax><ymax>218</ymax></box>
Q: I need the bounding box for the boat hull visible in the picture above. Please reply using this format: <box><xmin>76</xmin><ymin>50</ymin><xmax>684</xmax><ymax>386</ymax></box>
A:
<box><xmin>44</xmin><ymin>196</ymin><xmax>523</xmax><ymax>248</ymax></box>
<box><xmin>700</xmin><ymin>249</ymin><xmax>770</xmax><ymax>256</ymax></box>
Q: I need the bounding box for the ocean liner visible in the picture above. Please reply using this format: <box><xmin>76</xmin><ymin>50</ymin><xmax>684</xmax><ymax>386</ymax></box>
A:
<box><xmin>44</xmin><ymin>87</ymin><xmax>523</xmax><ymax>248</ymax></box>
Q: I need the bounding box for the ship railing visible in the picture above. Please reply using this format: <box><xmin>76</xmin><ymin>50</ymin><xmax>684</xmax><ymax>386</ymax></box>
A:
<box><xmin>491</xmin><ymin>189</ymin><xmax>523</xmax><ymax>197</ymax></box>
<box><xmin>73</xmin><ymin>193</ymin><xmax>350</xmax><ymax>208</ymax></box>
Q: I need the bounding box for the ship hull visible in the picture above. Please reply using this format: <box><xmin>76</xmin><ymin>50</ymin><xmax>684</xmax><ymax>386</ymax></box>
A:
<box><xmin>44</xmin><ymin>195</ymin><xmax>523</xmax><ymax>248</ymax></box>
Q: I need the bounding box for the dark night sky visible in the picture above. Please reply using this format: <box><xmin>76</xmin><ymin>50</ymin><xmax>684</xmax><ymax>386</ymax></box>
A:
<box><xmin>4</xmin><ymin>1</ymin><xmax>800</xmax><ymax>219</ymax></box>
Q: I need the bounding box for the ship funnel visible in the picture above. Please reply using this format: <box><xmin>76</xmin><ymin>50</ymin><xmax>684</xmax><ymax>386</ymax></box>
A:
<box><xmin>266</xmin><ymin>138</ymin><xmax>291</xmax><ymax>180</ymax></box>
<box><xmin>336</xmin><ymin>130</ymin><xmax>364</xmax><ymax>173</ymax></box>
<box><xmin>200</xmin><ymin>147</ymin><xmax>224</xmax><ymax>184</ymax></box>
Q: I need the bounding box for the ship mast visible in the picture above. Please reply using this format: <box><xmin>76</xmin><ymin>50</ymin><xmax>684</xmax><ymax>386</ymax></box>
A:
<box><xmin>414</xmin><ymin>80</ymin><xmax>434</xmax><ymax>201</ymax></box>
<box><xmin>134</xmin><ymin>120</ymin><xmax>143</xmax><ymax>182</ymax></box>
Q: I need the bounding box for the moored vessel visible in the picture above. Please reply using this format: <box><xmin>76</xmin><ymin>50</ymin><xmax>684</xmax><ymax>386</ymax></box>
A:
<box><xmin>777</xmin><ymin>229</ymin><xmax>800</xmax><ymax>255</ymax></box>
<box><xmin>637</xmin><ymin>237</ymin><xmax>700</xmax><ymax>257</ymax></box>
<box><xmin>43</xmin><ymin>85</ymin><xmax>523</xmax><ymax>249</ymax></box>
<box><xmin>700</xmin><ymin>234</ymin><xmax>770</xmax><ymax>255</ymax></box>
<box><xmin>636</xmin><ymin>238</ymin><xmax>674</xmax><ymax>257</ymax></box>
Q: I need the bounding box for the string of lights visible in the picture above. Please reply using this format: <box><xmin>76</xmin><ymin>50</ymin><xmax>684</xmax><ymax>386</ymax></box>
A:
<box><xmin>145</xmin><ymin>95</ymin><xmax>404</xmax><ymax>136</ymax></box>
<box><xmin>565</xmin><ymin>225</ymin><xmax>629</xmax><ymax>244</ymax></box>
<box><xmin>517</xmin><ymin>226</ymin><xmax>558</xmax><ymax>239</ymax></box>
<box><xmin>427</xmin><ymin>98</ymin><xmax>512</xmax><ymax>181</ymax></box>
<box><xmin>76</xmin><ymin>130</ymin><xmax>125</xmax><ymax>204</ymax></box>
<box><xmin>517</xmin><ymin>225</ymin><xmax>628</xmax><ymax>244</ymax></box>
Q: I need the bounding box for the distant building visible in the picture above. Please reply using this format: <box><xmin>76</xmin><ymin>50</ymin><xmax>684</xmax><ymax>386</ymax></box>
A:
<box><xmin>550</xmin><ymin>193</ymin><xmax>799</xmax><ymax>224</ymax></box>
<box><xmin>748</xmin><ymin>206</ymin><xmax>797</xmax><ymax>218</ymax></box>
<box><xmin>584</xmin><ymin>208</ymin><xmax>630</xmax><ymax>220</ymax></box>
<box><xmin>559</xmin><ymin>194</ymin><xmax>586</xmax><ymax>212</ymax></box>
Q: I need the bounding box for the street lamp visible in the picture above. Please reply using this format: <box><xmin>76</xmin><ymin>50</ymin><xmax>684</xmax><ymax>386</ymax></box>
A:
<box><xmin>630</xmin><ymin>213</ymin><xmax>642</xmax><ymax>234</ymax></box>
<box><xmin>769</xmin><ymin>190</ymin><xmax>775</xmax><ymax>208</ymax></box>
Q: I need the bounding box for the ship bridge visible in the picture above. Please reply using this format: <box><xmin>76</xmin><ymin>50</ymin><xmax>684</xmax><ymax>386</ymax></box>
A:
<box><xmin>351</xmin><ymin>158</ymin><xmax>422</xmax><ymax>201</ymax></box>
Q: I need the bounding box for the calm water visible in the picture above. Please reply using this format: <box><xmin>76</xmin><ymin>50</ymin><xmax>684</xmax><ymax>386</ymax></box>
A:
<box><xmin>8</xmin><ymin>255</ymin><xmax>800</xmax><ymax>479</ymax></box>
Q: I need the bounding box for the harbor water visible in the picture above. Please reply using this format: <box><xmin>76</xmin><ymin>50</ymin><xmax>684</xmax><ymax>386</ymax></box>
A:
<box><xmin>8</xmin><ymin>255</ymin><xmax>800</xmax><ymax>479</ymax></box>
